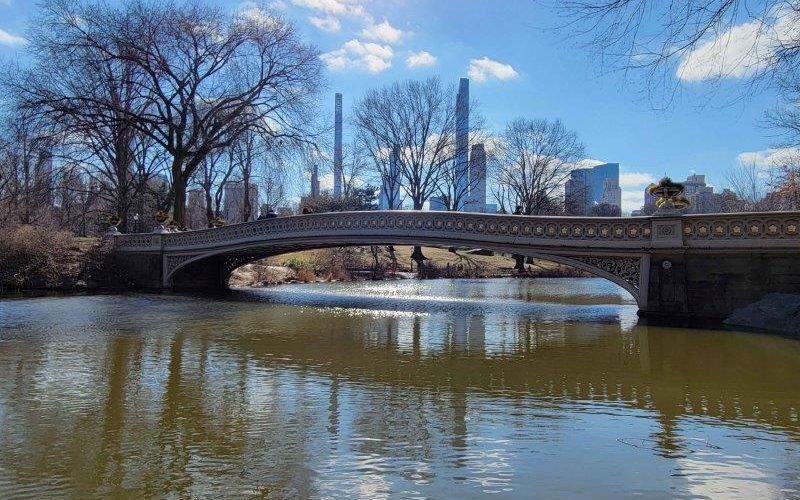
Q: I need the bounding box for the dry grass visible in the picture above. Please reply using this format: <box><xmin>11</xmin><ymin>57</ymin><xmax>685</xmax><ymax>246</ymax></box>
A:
<box><xmin>0</xmin><ymin>225</ymin><xmax>89</xmax><ymax>290</ymax></box>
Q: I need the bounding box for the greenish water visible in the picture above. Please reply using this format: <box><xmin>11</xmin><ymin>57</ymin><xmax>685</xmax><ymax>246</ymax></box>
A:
<box><xmin>0</xmin><ymin>278</ymin><xmax>799</xmax><ymax>499</ymax></box>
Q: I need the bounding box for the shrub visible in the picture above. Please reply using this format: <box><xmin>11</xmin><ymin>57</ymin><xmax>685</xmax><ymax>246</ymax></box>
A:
<box><xmin>295</xmin><ymin>268</ymin><xmax>317</xmax><ymax>282</ymax></box>
<box><xmin>0</xmin><ymin>225</ymin><xmax>80</xmax><ymax>290</ymax></box>
<box><xmin>282</xmin><ymin>256</ymin><xmax>315</xmax><ymax>273</ymax></box>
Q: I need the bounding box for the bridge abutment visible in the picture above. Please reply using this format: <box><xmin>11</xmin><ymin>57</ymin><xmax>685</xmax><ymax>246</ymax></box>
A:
<box><xmin>111</xmin><ymin>251</ymin><xmax>165</xmax><ymax>289</ymax></box>
<box><xmin>645</xmin><ymin>251</ymin><xmax>800</xmax><ymax>319</ymax></box>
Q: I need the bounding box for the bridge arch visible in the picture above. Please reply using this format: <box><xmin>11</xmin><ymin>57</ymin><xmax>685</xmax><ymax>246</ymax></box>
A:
<box><xmin>163</xmin><ymin>235</ymin><xmax>649</xmax><ymax>308</ymax></box>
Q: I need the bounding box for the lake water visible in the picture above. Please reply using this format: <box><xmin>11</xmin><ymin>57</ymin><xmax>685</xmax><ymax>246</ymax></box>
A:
<box><xmin>1</xmin><ymin>278</ymin><xmax>799</xmax><ymax>498</ymax></box>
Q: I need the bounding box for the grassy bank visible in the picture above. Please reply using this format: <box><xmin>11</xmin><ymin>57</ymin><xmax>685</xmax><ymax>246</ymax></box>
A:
<box><xmin>230</xmin><ymin>246</ymin><xmax>590</xmax><ymax>286</ymax></box>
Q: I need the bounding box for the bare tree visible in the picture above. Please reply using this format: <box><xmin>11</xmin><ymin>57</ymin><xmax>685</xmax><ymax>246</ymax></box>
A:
<box><xmin>341</xmin><ymin>141</ymin><xmax>372</xmax><ymax>200</ymax></box>
<box><xmin>232</xmin><ymin>130</ymin><xmax>260</xmax><ymax>223</ymax></box>
<box><xmin>13</xmin><ymin>0</ymin><xmax>323</xmax><ymax>227</ymax></box>
<box><xmin>725</xmin><ymin>159</ymin><xmax>767</xmax><ymax>211</ymax></box>
<box><xmin>354</xmin><ymin>77</ymin><xmax>460</xmax><ymax>264</ymax></box>
<box><xmin>490</xmin><ymin>118</ymin><xmax>585</xmax><ymax>215</ymax></box>
<box><xmin>10</xmin><ymin>0</ymin><xmax>167</xmax><ymax>232</ymax></box>
<box><xmin>560</xmin><ymin>0</ymin><xmax>793</xmax><ymax>102</ymax></box>
<box><xmin>191</xmin><ymin>149</ymin><xmax>235</xmax><ymax>227</ymax></box>
<box><xmin>0</xmin><ymin>109</ymin><xmax>59</xmax><ymax>226</ymax></box>
<box><xmin>354</xmin><ymin>77</ymin><xmax>458</xmax><ymax>211</ymax></box>
<box><xmin>768</xmin><ymin>161</ymin><xmax>800</xmax><ymax>210</ymax></box>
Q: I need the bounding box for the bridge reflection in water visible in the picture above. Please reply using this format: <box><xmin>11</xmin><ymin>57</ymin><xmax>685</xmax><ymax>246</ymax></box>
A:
<box><xmin>0</xmin><ymin>280</ymin><xmax>799</xmax><ymax>497</ymax></box>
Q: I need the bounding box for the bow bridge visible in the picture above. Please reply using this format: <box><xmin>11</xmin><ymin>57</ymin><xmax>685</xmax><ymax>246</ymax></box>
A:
<box><xmin>112</xmin><ymin>210</ymin><xmax>800</xmax><ymax>319</ymax></box>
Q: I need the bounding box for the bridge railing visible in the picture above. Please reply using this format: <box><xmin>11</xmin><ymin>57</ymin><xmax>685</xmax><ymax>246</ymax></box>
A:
<box><xmin>112</xmin><ymin>210</ymin><xmax>800</xmax><ymax>252</ymax></box>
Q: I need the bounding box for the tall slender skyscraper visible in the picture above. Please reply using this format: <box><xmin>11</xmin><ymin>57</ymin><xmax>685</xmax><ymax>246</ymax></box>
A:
<box><xmin>334</xmin><ymin>93</ymin><xmax>343</xmax><ymax>198</ymax></box>
<box><xmin>454</xmin><ymin>78</ymin><xmax>470</xmax><ymax>210</ymax></box>
<box><xmin>467</xmin><ymin>143</ymin><xmax>487</xmax><ymax>212</ymax></box>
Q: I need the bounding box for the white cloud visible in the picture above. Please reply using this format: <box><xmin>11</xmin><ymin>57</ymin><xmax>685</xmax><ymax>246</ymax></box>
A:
<box><xmin>575</xmin><ymin>158</ymin><xmax>606</xmax><ymax>169</ymax></box>
<box><xmin>467</xmin><ymin>57</ymin><xmax>519</xmax><ymax>83</ymax></box>
<box><xmin>309</xmin><ymin>15</ymin><xmax>341</xmax><ymax>32</ymax></box>
<box><xmin>622</xmin><ymin>190</ymin><xmax>646</xmax><ymax>214</ymax></box>
<box><xmin>320</xmin><ymin>39</ymin><xmax>393</xmax><ymax>73</ymax></box>
<box><xmin>677</xmin><ymin>8</ymin><xmax>800</xmax><ymax>81</ymax></box>
<box><xmin>291</xmin><ymin>0</ymin><xmax>371</xmax><ymax>21</ymax></box>
<box><xmin>361</xmin><ymin>20</ymin><xmax>404</xmax><ymax>44</ymax></box>
<box><xmin>617</xmin><ymin>169</ymin><xmax>657</xmax><ymax>214</ymax></box>
<box><xmin>620</xmin><ymin>171</ymin><xmax>656</xmax><ymax>188</ymax></box>
<box><xmin>737</xmin><ymin>147</ymin><xmax>800</xmax><ymax>168</ymax></box>
<box><xmin>0</xmin><ymin>28</ymin><xmax>25</xmax><ymax>47</ymax></box>
<box><xmin>318</xmin><ymin>172</ymin><xmax>334</xmax><ymax>192</ymax></box>
<box><xmin>237</xmin><ymin>4</ymin><xmax>282</xmax><ymax>30</ymax></box>
<box><xmin>406</xmin><ymin>50</ymin><xmax>436</xmax><ymax>68</ymax></box>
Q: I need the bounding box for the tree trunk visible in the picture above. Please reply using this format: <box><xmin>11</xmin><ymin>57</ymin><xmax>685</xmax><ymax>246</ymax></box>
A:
<box><xmin>387</xmin><ymin>245</ymin><xmax>397</xmax><ymax>272</ymax></box>
<box><xmin>205</xmin><ymin>188</ymin><xmax>214</xmax><ymax>228</ymax></box>
<box><xmin>411</xmin><ymin>245</ymin><xmax>426</xmax><ymax>266</ymax></box>
<box><xmin>514</xmin><ymin>254</ymin><xmax>526</xmax><ymax>273</ymax></box>
<box><xmin>243</xmin><ymin>180</ymin><xmax>251</xmax><ymax>222</ymax></box>
<box><xmin>170</xmin><ymin>155</ymin><xmax>187</xmax><ymax>227</ymax></box>
<box><xmin>172</xmin><ymin>175</ymin><xmax>187</xmax><ymax>228</ymax></box>
<box><xmin>411</xmin><ymin>197</ymin><xmax>427</xmax><ymax>265</ymax></box>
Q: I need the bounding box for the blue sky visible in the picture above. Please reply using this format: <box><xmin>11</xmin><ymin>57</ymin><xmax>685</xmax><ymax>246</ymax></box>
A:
<box><xmin>0</xmin><ymin>0</ymin><xmax>787</xmax><ymax>212</ymax></box>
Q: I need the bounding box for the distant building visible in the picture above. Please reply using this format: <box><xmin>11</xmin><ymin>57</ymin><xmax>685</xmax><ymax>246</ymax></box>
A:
<box><xmin>223</xmin><ymin>181</ymin><xmax>259</xmax><ymax>224</ymax></box>
<box><xmin>683</xmin><ymin>174</ymin><xmax>720</xmax><ymax>214</ymax></box>
<box><xmin>334</xmin><ymin>93</ymin><xmax>343</xmax><ymax>198</ymax></box>
<box><xmin>565</xmin><ymin>162</ymin><xmax>621</xmax><ymax>215</ymax></box>
<box><xmin>454</xmin><ymin>78</ymin><xmax>470</xmax><ymax>209</ymax></box>
<box><xmin>186</xmin><ymin>188</ymin><xmax>207</xmax><ymax>229</ymax></box>
<box><xmin>683</xmin><ymin>174</ymin><xmax>707</xmax><ymax>196</ymax></box>
<box><xmin>466</xmin><ymin>144</ymin><xmax>487</xmax><ymax>212</ymax></box>
<box><xmin>310</xmin><ymin>164</ymin><xmax>321</xmax><ymax>198</ymax></box>
<box><xmin>636</xmin><ymin>173</ymin><xmax>726</xmax><ymax>215</ymax></box>
<box><xmin>600</xmin><ymin>177</ymin><xmax>622</xmax><ymax>209</ymax></box>
<box><xmin>643</xmin><ymin>185</ymin><xmax>657</xmax><ymax>208</ymax></box>
<box><xmin>378</xmin><ymin>147</ymin><xmax>402</xmax><ymax>210</ymax></box>
<box><xmin>428</xmin><ymin>196</ymin><xmax>448</xmax><ymax>211</ymax></box>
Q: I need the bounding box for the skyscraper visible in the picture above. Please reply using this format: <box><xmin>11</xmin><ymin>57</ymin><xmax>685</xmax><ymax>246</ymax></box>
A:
<box><xmin>333</xmin><ymin>93</ymin><xmax>343</xmax><ymax>198</ymax></box>
<box><xmin>378</xmin><ymin>147</ymin><xmax>401</xmax><ymax>210</ymax></box>
<box><xmin>565</xmin><ymin>162</ymin><xmax>621</xmax><ymax>215</ymax></box>
<box><xmin>454</xmin><ymin>78</ymin><xmax>469</xmax><ymax>210</ymax></box>
<box><xmin>223</xmin><ymin>181</ymin><xmax>260</xmax><ymax>224</ymax></box>
<box><xmin>310</xmin><ymin>164</ymin><xmax>320</xmax><ymax>198</ymax></box>
<box><xmin>467</xmin><ymin>143</ymin><xmax>487</xmax><ymax>212</ymax></box>
<box><xmin>600</xmin><ymin>177</ymin><xmax>622</xmax><ymax>208</ymax></box>
<box><xmin>565</xmin><ymin>168</ymin><xmax>592</xmax><ymax>215</ymax></box>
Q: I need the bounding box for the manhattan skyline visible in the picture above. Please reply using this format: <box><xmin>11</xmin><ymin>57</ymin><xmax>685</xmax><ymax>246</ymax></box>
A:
<box><xmin>0</xmin><ymin>0</ymin><xmax>783</xmax><ymax>213</ymax></box>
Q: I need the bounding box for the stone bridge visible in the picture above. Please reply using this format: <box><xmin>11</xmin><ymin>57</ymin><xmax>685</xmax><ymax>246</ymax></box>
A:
<box><xmin>112</xmin><ymin>210</ymin><xmax>800</xmax><ymax>319</ymax></box>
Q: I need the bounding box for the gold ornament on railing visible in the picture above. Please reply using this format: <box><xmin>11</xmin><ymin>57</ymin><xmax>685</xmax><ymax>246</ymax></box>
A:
<box><xmin>101</xmin><ymin>213</ymin><xmax>122</xmax><ymax>235</ymax></box>
<box><xmin>153</xmin><ymin>210</ymin><xmax>170</xmax><ymax>233</ymax></box>
<box><xmin>211</xmin><ymin>217</ymin><xmax>226</xmax><ymax>228</ymax></box>
<box><xmin>154</xmin><ymin>210</ymin><xmax>169</xmax><ymax>224</ymax></box>
<box><xmin>647</xmin><ymin>177</ymin><xmax>690</xmax><ymax>214</ymax></box>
